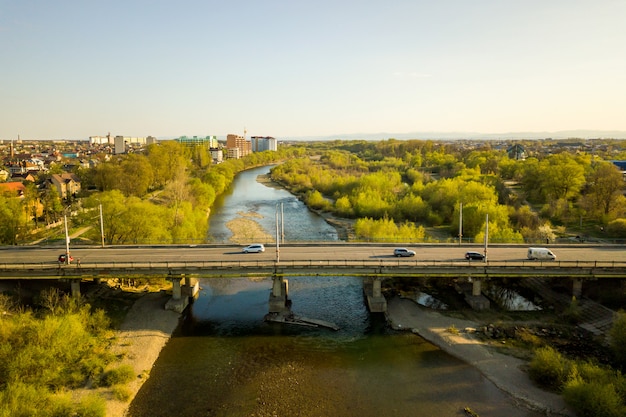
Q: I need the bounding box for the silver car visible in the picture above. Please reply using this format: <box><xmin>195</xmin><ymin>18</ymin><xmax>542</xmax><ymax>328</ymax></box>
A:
<box><xmin>242</xmin><ymin>244</ymin><xmax>265</xmax><ymax>253</ymax></box>
<box><xmin>393</xmin><ymin>248</ymin><xmax>416</xmax><ymax>257</ymax></box>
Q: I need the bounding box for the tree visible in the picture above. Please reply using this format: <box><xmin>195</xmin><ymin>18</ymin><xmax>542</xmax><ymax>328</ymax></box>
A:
<box><xmin>0</xmin><ymin>194</ymin><xmax>29</xmax><ymax>244</ymax></box>
<box><xmin>541</xmin><ymin>154</ymin><xmax>586</xmax><ymax>201</ymax></box>
<box><xmin>118</xmin><ymin>154</ymin><xmax>154</xmax><ymax>197</ymax></box>
<box><xmin>584</xmin><ymin>162</ymin><xmax>625</xmax><ymax>218</ymax></box>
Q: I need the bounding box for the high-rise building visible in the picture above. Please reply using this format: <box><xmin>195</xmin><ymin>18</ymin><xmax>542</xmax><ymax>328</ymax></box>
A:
<box><xmin>250</xmin><ymin>136</ymin><xmax>277</xmax><ymax>152</ymax></box>
<box><xmin>226</xmin><ymin>134</ymin><xmax>251</xmax><ymax>158</ymax></box>
<box><xmin>175</xmin><ymin>135</ymin><xmax>217</xmax><ymax>148</ymax></box>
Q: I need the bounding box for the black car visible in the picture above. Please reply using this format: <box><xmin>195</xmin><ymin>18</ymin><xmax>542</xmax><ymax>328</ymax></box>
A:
<box><xmin>465</xmin><ymin>251</ymin><xmax>485</xmax><ymax>261</ymax></box>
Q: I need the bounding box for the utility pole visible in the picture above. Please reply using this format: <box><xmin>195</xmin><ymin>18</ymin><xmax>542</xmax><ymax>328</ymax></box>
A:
<box><xmin>280</xmin><ymin>202</ymin><xmax>284</xmax><ymax>244</ymax></box>
<box><xmin>275</xmin><ymin>205</ymin><xmax>280</xmax><ymax>263</ymax></box>
<box><xmin>458</xmin><ymin>202</ymin><xmax>463</xmax><ymax>246</ymax></box>
<box><xmin>99</xmin><ymin>204</ymin><xmax>105</xmax><ymax>248</ymax></box>
<box><xmin>64</xmin><ymin>214</ymin><xmax>71</xmax><ymax>264</ymax></box>
<box><xmin>483</xmin><ymin>213</ymin><xmax>489</xmax><ymax>262</ymax></box>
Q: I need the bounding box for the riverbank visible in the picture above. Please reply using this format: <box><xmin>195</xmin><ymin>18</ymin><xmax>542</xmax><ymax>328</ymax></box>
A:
<box><xmin>386</xmin><ymin>296</ymin><xmax>575</xmax><ymax>417</ymax></box>
<box><xmin>104</xmin><ymin>292</ymin><xmax>181</xmax><ymax>417</ymax></box>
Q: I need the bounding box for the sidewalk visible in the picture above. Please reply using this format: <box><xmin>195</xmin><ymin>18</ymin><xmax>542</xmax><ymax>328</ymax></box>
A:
<box><xmin>386</xmin><ymin>297</ymin><xmax>575</xmax><ymax>417</ymax></box>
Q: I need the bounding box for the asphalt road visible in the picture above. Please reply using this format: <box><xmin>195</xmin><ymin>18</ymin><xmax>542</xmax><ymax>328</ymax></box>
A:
<box><xmin>2</xmin><ymin>244</ymin><xmax>626</xmax><ymax>265</ymax></box>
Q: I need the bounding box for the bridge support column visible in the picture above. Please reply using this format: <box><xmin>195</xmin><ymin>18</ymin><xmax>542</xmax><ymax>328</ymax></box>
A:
<box><xmin>165</xmin><ymin>275</ymin><xmax>191</xmax><ymax>313</ymax></box>
<box><xmin>572</xmin><ymin>278</ymin><xmax>583</xmax><ymax>298</ymax></box>
<box><xmin>364</xmin><ymin>277</ymin><xmax>387</xmax><ymax>313</ymax></box>
<box><xmin>70</xmin><ymin>279</ymin><xmax>81</xmax><ymax>298</ymax></box>
<box><xmin>472</xmin><ymin>278</ymin><xmax>482</xmax><ymax>296</ymax></box>
<box><xmin>269</xmin><ymin>276</ymin><xmax>290</xmax><ymax>313</ymax></box>
<box><xmin>464</xmin><ymin>278</ymin><xmax>490</xmax><ymax>311</ymax></box>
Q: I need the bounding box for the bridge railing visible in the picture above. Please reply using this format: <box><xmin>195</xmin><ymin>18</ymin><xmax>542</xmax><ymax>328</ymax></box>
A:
<box><xmin>2</xmin><ymin>259</ymin><xmax>626</xmax><ymax>271</ymax></box>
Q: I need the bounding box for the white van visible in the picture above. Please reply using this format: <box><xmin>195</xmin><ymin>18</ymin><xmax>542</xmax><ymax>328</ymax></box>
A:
<box><xmin>527</xmin><ymin>247</ymin><xmax>556</xmax><ymax>260</ymax></box>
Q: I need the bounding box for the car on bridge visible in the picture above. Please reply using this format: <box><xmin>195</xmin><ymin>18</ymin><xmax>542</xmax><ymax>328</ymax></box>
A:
<box><xmin>242</xmin><ymin>244</ymin><xmax>265</xmax><ymax>253</ymax></box>
<box><xmin>465</xmin><ymin>251</ymin><xmax>485</xmax><ymax>261</ymax></box>
<box><xmin>393</xmin><ymin>248</ymin><xmax>416</xmax><ymax>257</ymax></box>
<box><xmin>58</xmin><ymin>254</ymin><xmax>74</xmax><ymax>263</ymax></box>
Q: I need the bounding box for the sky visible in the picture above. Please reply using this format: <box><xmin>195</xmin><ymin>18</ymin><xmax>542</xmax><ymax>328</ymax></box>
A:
<box><xmin>1</xmin><ymin>0</ymin><xmax>626</xmax><ymax>141</ymax></box>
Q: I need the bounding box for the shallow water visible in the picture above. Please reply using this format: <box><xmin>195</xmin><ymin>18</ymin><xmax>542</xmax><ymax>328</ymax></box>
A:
<box><xmin>128</xmin><ymin>276</ymin><xmax>545</xmax><ymax>417</ymax></box>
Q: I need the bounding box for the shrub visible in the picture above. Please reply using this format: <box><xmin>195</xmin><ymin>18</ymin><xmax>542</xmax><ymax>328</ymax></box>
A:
<box><xmin>609</xmin><ymin>311</ymin><xmax>626</xmax><ymax>368</ymax></box>
<box><xmin>111</xmin><ymin>384</ymin><xmax>133</xmax><ymax>402</ymax></box>
<box><xmin>73</xmin><ymin>393</ymin><xmax>107</xmax><ymax>417</ymax></box>
<box><xmin>100</xmin><ymin>364</ymin><xmax>135</xmax><ymax>387</ymax></box>
<box><xmin>528</xmin><ymin>346</ymin><xmax>572</xmax><ymax>391</ymax></box>
<box><xmin>563</xmin><ymin>379</ymin><xmax>626</xmax><ymax>417</ymax></box>
<box><xmin>561</xmin><ymin>296</ymin><xmax>582</xmax><ymax>324</ymax></box>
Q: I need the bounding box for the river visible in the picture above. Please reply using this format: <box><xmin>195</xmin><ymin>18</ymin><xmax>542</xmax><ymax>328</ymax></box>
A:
<box><xmin>127</xmin><ymin>166</ymin><xmax>545</xmax><ymax>417</ymax></box>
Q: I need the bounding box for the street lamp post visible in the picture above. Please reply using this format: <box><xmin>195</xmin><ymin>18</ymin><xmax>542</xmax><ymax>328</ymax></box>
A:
<box><xmin>483</xmin><ymin>213</ymin><xmax>489</xmax><ymax>262</ymax></box>
<box><xmin>458</xmin><ymin>202</ymin><xmax>463</xmax><ymax>246</ymax></box>
<box><xmin>64</xmin><ymin>214</ymin><xmax>71</xmax><ymax>264</ymax></box>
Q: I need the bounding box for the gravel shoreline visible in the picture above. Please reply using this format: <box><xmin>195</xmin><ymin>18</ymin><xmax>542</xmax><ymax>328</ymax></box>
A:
<box><xmin>386</xmin><ymin>296</ymin><xmax>575</xmax><ymax>417</ymax></box>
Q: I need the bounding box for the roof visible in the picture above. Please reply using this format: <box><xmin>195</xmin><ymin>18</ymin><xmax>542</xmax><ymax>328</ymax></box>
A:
<box><xmin>0</xmin><ymin>182</ymin><xmax>26</xmax><ymax>196</ymax></box>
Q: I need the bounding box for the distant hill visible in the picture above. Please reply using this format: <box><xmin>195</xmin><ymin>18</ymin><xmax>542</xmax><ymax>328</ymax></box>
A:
<box><xmin>289</xmin><ymin>130</ymin><xmax>626</xmax><ymax>141</ymax></box>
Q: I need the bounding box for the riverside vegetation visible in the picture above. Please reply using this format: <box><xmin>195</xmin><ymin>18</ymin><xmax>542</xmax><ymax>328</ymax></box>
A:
<box><xmin>2</xmin><ymin>138</ymin><xmax>626</xmax><ymax>416</ymax></box>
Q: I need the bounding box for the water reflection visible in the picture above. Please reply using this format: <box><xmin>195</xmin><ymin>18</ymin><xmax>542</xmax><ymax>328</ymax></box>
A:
<box><xmin>414</xmin><ymin>291</ymin><xmax>449</xmax><ymax>310</ymax></box>
<box><xmin>484</xmin><ymin>284</ymin><xmax>542</xmax><ymax>311</ymax></box>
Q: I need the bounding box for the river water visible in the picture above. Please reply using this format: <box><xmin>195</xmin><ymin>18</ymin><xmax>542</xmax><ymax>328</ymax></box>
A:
<box><xmin>127</xmin><ymin>166</ymin><xmax>544</xmax><ymax>417</ymax></box>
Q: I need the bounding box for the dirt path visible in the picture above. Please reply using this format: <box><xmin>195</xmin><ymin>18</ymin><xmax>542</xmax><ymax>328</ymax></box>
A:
<box><xmin>386</xmin><ymin>297</ymin><xmax>575</xmax><ymax>417</ymax></box>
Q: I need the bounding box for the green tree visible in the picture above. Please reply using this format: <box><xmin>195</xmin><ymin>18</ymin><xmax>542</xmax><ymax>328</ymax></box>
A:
<box><xmin>118</xmin><ymin>154</ymin><xmax>154</xmax><ymax>197</ymax></box>
<box><xmin>583</xmin><ymin>162</ymin><xmax>625</xmax><ymax>218</ymax></box>
<box><xmin>0</xmin><ymin>194</ymin><xmax>29</xmax><ymax>244</ymax></box>
<box><xmin>541</xmin><ymin>154</ymin><xmax>586</xmax><ymax>201</ymax></box>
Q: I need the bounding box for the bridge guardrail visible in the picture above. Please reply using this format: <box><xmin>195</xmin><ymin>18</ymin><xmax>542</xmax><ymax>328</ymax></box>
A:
<box><xmin>2</xmin><ymin>259</ymin><xmax>626</xmax><ymax>271</ymax></box>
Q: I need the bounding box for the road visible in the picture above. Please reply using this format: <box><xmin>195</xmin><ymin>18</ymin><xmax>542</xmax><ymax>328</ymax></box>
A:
<box><xmin>2</xmin><ymin>244</ymin><xmax>626</xmax><ymax>265</ymax></box>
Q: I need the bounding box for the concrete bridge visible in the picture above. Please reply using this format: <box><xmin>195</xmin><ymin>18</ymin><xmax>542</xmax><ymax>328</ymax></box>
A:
<box><xmin>2</xmin><ymin>258</ymin><xmax>626</xmax><ymax>313</ymax></box>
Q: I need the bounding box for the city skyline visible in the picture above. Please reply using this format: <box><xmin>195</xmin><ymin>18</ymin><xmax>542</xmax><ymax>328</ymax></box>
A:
<box><xmin>2</xmin><ymin>1</ymin><xmax>626</xmax><ymax>141</ymax></box>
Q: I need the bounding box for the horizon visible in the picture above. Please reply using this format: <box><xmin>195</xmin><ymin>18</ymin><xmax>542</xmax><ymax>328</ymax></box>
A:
<box><xmin>2</xmin><ymin>2</ymin><xmax>625</xmax><ymax>140</ymax></box>
<box><xmin>4</xmin><ymin>128</ymin><xmax>626</xmax><ymax>143</ymax></box>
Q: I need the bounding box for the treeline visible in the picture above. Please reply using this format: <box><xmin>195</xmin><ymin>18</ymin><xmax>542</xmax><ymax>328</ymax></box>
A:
<box><xmin>1</xmin><ymin>141</ymin><xmax>304</xmax><ymax>245</ymax></box>
<box><xmin>80</xmin><ymin>142</ymin><xmax>305</xmax><ymax>244</ymax></box>
<box><xmin>270</xmin><ymin>139</ymin><xmax>626</xmax><ymax>242</ymax></box>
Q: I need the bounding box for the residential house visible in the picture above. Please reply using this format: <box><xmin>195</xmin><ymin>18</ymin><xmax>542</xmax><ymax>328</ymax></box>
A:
<box><xmin>50</xmin><ymin>173</ymin><xmax>81</xmax><ymax>200</ymax></box>
<box><xmin>0</xmin><ymin>182</ymin><xmax>26</xmax><ymax>197</ymax></box>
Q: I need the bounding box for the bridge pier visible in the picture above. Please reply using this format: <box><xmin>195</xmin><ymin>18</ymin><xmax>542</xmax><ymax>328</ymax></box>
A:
<box><xmin>70</xmin><ymin>279</ymin><xmax>81</xmax><ymax>298</ymax></box>
<box><xmin>463</xmin><ymin>277</ymin><xmax>490</xmax><ymax>311</ymax></box>
<box><xmin>165</xmin><ymin>274</ymin><xmax>199</xmax><ymax>313</ymax></box>
<box><xmin>572</xmin><ymin>278</ymin><xmax>583</xmax><ymax>298</ymax></box>
<box><xmin>364</xmin><ymin>277</ymin><xmax>387</xmax><ymax>313</ymax></box>
<box><xmin>269</xmin><ymin>276</ymin><xmax>290</xmax><ymax>313</ymax></box>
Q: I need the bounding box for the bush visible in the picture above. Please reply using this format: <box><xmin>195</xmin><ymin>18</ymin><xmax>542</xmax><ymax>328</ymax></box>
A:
<box><xmin>528</xmin><ymin>346</ymin><xmax>572</xmax><ymax>391</ymax></box>
<box><xmin>100</xmin><ymin>364</ymin><xmax>135</xmax><ymax>387</ymax></box>
<box><xmin>563</xmin><ymin>379</ymin><xmax>626</xmax><ymax>417</ymax></box>
<box><xmin>609</xmin><ymin>311</ymin><xmax>626</xmax><ymax>368</ymax></box>
<box><xmin>606</xmin><ymin>219</ymin><xmax>626</xmax><ymax>238</ymax></box>
<box><xmin>111</xmin><ymin>384</ymin><xmax>133</xmax><ymax>402</ymax></box>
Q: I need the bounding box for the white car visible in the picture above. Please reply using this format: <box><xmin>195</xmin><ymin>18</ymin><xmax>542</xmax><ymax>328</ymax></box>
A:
<box><xmin>393</xmin><ymin>248</ymin><xmax>416</xmax><ymax>257</ymax></box>
<box><xmin>242</xmin><ymin>244</ymin><xmax>265</xmax><ymax>253</ymax></box>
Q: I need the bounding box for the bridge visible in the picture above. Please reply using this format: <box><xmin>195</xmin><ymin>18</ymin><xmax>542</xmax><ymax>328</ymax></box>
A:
<box><xmin>2</xmin><ymin>257</ymin><xmax>626</xmax><ymax>313</ymax></box>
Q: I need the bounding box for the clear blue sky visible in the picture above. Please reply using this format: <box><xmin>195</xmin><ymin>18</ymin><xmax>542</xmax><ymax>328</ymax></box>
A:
<box><xmin>2</xmin><ymin>0</ymin><xmax>626</xmax><ymax>140</ymax></box>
